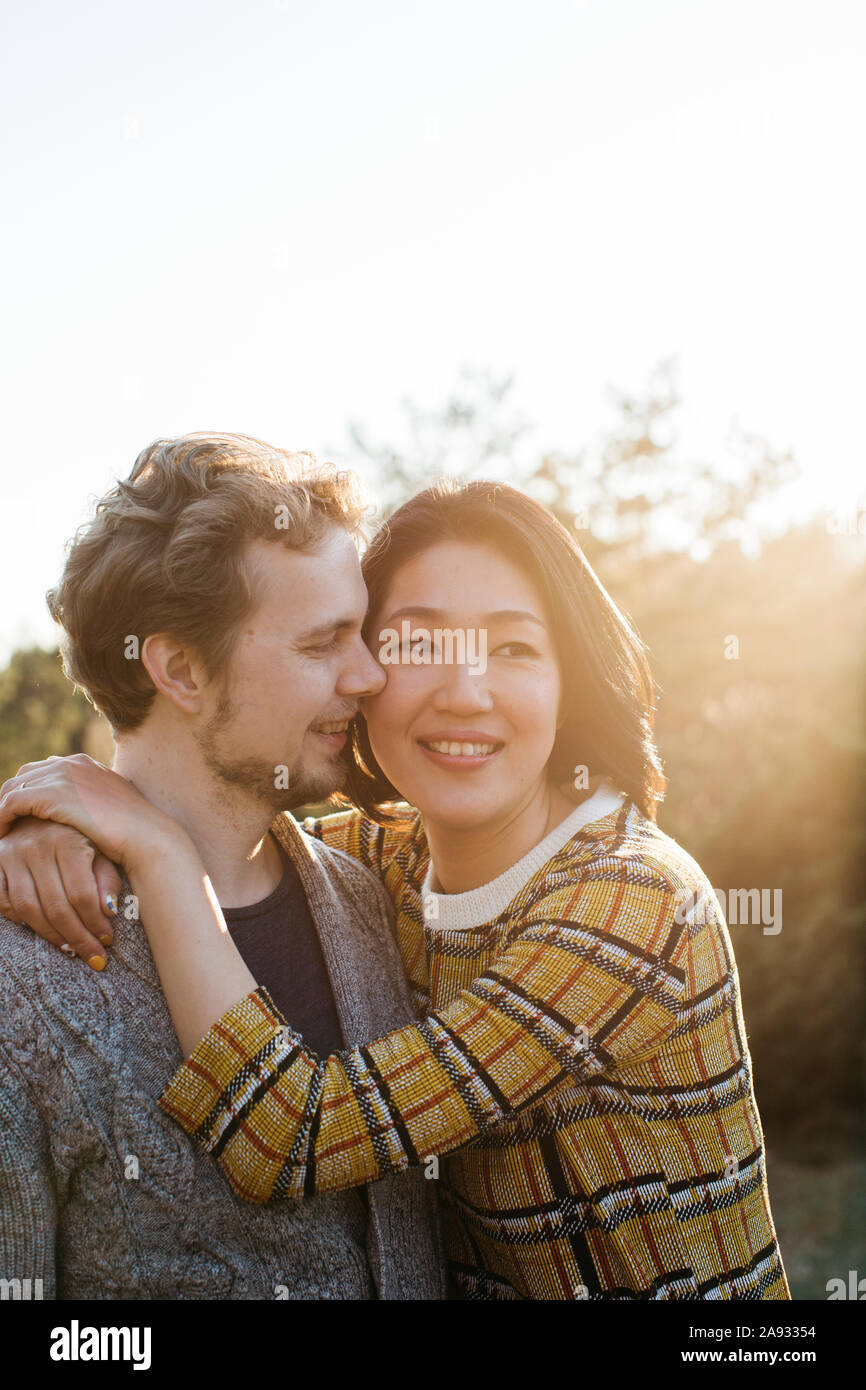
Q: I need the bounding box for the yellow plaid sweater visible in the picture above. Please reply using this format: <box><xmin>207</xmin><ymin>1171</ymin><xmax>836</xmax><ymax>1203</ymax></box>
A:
<box><xmin>160</xmin><ymin>797</ymin><xmax>790</xmax><ymax>1301</ymax></box>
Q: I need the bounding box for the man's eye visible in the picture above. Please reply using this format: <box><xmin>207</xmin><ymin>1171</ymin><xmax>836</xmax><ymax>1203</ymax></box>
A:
<box><xmin>309</xmin><ymin>636</ymin><xmax>340</xmax><ymax>655</ymax></box>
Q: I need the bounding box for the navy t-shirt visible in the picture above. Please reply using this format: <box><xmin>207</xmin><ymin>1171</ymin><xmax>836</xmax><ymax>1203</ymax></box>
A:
<box><xmin>221</xmin><ymin>837</ymin><xmax>372</xmax><ymax>1290</ymax></box>
<box><xmin>222</xmin><ymin>840</ymin><xmax>344</xmax><ymax>1058</ymax></box>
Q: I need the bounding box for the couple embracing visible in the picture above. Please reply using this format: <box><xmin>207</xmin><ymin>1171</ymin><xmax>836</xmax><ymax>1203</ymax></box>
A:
<box><xmin>0</xmin><ymin>432</ymin><xmax>789</xmax><ymax>1300</ymax></box>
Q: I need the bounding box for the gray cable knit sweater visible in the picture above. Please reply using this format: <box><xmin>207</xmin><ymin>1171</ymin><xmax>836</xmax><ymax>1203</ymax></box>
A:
<box><xmin>0</xmin><ymin>811</ymin><xmax>447</xmax><ymax>1300</ymax></box>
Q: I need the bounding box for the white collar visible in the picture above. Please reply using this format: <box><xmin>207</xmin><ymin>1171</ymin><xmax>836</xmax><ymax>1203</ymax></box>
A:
<box><xmin>420</xmin><ymin>778</ymin><xmax>626</xmax><ymax>931</ymax></box>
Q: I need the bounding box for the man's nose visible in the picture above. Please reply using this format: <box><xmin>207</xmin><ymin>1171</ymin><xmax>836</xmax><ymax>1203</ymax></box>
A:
<box><xmin>339</xmin><ymin>636</ymin><xmax>387</xmax><ymax>698</ymax></box>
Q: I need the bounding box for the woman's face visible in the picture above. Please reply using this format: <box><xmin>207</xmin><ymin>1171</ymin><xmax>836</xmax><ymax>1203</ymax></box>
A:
<box><xmin>363</xmin><ymin>540</ymin><xmax>564</xmax><ymax>832</ymax></box>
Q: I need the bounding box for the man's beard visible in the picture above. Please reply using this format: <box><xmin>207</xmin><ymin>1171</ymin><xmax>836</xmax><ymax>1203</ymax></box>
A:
<box><xmin>196</xmin><ymin>688</ymin><xmax>346</xmax><ymax>812</ymax></box>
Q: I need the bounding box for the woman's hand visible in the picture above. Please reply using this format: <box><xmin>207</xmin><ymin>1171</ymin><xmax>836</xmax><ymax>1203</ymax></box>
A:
<box><xmin>0</xmin><ymin>817</ymin><xmax>123</xmax><ymax>969</ymax></box>
<box><xmin>0</xmin><ymin>754</ymin><xmax>178</xmax><ymax>872</ymax></box>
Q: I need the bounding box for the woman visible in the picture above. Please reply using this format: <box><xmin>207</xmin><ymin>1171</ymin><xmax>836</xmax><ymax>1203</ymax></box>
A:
<box><xmin>0</xmin><ymin>481</ymin><xmax>789</xmax><ymax>1301</ymax></box>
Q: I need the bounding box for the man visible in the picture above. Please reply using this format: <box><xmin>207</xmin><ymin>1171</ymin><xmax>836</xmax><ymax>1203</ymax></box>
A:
<box><xmin>0</xmin><ymin>433</ymin><xmax>446</xmax><ymax>1300</ymax></box>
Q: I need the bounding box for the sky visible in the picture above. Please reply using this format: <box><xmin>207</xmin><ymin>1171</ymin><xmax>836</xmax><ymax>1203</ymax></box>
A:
<box><xmin>2</xmin><ymin>0</ymin><xmax>864</xmax><ymax>660</ymax></box>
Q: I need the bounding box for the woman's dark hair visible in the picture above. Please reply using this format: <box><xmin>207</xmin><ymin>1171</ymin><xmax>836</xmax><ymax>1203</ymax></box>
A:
<box><xmin>339</xmin><ymin>479</ymin><xmax>666</xmax><ymax>824</ymax></box>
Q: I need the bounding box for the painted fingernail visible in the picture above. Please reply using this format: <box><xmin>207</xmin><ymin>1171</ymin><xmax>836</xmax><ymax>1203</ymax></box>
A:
<box><xmin>60</xmin><ymin>943</ymin><xmax>76</xmax><ymax>957</ymax></box>
<box><xmin>87</xmin><ymin>954</ymin><xmax>107</xmax><ymax>972</ymax></box>
<box><xmin>99</xmin><ymin>934</ymin><xmax>113</xmax><ymax>948</ymax></box>
<box><xmin>105</xmin><ymin>894</ymin><xmax>118</xmax><ymax>915</ymax></box>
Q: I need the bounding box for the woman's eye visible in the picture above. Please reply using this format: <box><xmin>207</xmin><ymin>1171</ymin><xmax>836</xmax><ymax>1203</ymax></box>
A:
<box><xmin>495</xmin><ymin>641</ymin><xmax>537</xmax><ymax>658</ymax></box>
<box><xmin>310</xmin><ymin>636</ymin><xmax>340</xmax><ymax>655</ymax></box>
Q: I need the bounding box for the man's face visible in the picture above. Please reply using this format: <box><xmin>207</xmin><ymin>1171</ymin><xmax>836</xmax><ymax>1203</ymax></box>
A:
<box><xmin>195</xmin><ymin>527</ymin><xmax>385</xmax><ymax>811</ymax></box>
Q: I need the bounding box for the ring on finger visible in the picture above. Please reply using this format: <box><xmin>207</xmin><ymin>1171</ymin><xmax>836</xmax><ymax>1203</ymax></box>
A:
<box><xmin>60</xmin><ymin>943</ymin><xmax>76</xmax><ymax>957</ymax></box>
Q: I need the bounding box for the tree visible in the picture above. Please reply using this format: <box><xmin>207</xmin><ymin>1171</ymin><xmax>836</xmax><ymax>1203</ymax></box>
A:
<box><xmin>0</xmin><ymin>646</ymin><xmax>112</xmax><ymax>784</ymax></box>
<box><xmin>347</xmin><ymin>367</ymin><xmax>532</xmax><ymax>515</ymax></box>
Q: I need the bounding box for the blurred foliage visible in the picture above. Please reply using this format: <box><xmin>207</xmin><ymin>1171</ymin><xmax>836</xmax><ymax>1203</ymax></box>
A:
<box><xmin>2</xmin><ymin>370</ymin><xmax>863</xmax><ymax>1149</ymax></box>
<box><xmin>348</xmin><ymin>367</ymin><xmax>532</xmax><ymax>516</ymax></box>
<box><xmin>643</xmin><ymin>525</ymin><xmax>866</xmax><ymax>1144</ymax></box>
<box><xmin>0</xmin><ymin>647</ymin><xmax>100</xmax><ymax>781</ymax></box>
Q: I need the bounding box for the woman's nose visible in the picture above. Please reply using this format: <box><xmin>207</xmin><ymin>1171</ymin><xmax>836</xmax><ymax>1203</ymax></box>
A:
<box><xmin>432</xmin><ymin>660</ymin><xmax>494</xmax><ymax>713</ymax></box>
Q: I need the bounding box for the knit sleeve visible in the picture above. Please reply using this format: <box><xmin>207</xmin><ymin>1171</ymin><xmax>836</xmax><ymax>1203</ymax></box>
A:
<box><xmin>159</xmin><ymin>866</ymin><xmax>688</xmax><ymax>1203</ymax></box>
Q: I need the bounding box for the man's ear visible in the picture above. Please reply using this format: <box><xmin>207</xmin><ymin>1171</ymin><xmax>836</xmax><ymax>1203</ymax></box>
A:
<box><xmin>140</xmin><ymin>634</ymin><xmax>206</xmax><ymax>715</ymax></box>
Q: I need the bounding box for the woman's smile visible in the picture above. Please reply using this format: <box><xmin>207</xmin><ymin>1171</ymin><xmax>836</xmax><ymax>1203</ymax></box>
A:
<box><xmin>416</xmin><ymin>729</ymin><xmax>505</xmax><ymax>768</ymax></box>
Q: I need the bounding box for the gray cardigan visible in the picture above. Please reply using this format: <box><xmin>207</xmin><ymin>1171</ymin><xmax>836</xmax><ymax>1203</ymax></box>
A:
<box><xmin>0</xmin><ymin>811</ymin><xmax>446</xmax><ymax>1300</ymax></box>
